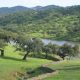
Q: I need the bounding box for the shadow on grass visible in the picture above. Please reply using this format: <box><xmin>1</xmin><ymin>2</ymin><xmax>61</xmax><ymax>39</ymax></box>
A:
<box><xmin>0</xmin><ymin>56</ymin><xmax>25</xmax><ymax>62</ymax></box>
<box><xmin>28</xmin><ymin>54</ymin><xmax>60</xmax><ymax>61</ymax></box>
<box><xmin>26</xmin><ymin>66</ymin><xmax>55</xmax><ymax>79</ymax></box>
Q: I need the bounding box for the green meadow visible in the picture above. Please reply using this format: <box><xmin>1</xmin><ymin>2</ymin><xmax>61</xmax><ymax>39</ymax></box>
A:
<box><xmin>0</xmin><ymin>44</ymin><xmax>51</xmax><ymax>80</ymax></box>
<box><xmin>0</xmin><ymin>44</ymin><xmax>80</xmax><ymax>80</ymax></box>
<box><xmin>44</xmin><ymin>60</ymin><xmax>80</xmax><ymax>80</ymax></box>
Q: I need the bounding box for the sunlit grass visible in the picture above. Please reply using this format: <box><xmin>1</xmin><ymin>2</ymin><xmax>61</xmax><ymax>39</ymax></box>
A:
<box><xmin>0</xmin><ymin>44</ymin><xmax>51</xmax><ymax>80</ymax></box>
<box><xmin>44</xmin><ymin>60</ymin><xmax>80</xmax><ymax>80</ymax></box>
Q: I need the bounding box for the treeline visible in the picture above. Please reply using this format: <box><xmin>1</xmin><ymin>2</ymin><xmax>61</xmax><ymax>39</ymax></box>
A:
<box><xmin>16</xmin><ymin>37</ymin><xmax>80</xmax><ymax>60</ymax></box>
<box><xmin>0</xmin><ymin>5</ymin><xmax>80</xmax><ymax>41</ymax></box>
<box><xmin>0</xmin><ymin>30</ymin><xmax>79</xmax><ymax>60</ymax></box>
<box><xmin>0</xmin><ymin>28</ymin><xmax>18</xmax><ymax>40</ymax></box>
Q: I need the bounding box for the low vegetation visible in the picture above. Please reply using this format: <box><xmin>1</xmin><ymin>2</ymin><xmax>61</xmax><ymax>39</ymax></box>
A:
<box><xmin>0</xmin><ymin>5</ymin><xmax>80</xmax><ymax>80</ymax></box>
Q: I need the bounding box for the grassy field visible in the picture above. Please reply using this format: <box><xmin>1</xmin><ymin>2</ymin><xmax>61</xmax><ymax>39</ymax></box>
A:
<box><xmin>0</xmin><ymin>44</ymin><xmax>80</xmax><ymax>80</ymax></box>
<box><xmin>0</xmin><ymin>44</ymin><xmax>51</xmax><ymax>80</ymax></box>
<box><xmin>43</xmin><ymin>60</ymin><xmax>80</xmax><ymax>80</ymax></box>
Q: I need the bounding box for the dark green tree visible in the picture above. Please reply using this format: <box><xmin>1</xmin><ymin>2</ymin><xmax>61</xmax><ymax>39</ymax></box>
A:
<box><xmin>73</xmin><ymin>45</ymin><xmax>80</xmax><ymax>56</ymax></box>
<box><xmin>58</xmin><ymin>44</ymin><xmax>74</xmax><ymax>60</ymax></box>
<box><xmin>43</xmin><ymin>43</ymin><xmax>53</xmax><ymax>59</ymax></box>
<box><xmin>0</xmin><ymin>39</ymin><xmax>6</xmax><ymax>57</ymax></box>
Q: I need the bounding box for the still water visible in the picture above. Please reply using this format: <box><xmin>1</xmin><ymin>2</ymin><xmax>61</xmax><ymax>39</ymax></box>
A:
<box><xmin>42</xmin><ymin>39</ymin><xmax>79</xmax><ymax>46</ymax></box>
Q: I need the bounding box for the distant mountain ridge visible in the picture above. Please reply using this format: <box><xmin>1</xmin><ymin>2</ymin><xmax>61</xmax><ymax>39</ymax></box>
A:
<box><xmin>0</xmin><ymin>5</ymin><xmax>80</xmax><ymax>14</ymax></box>
<box><xmin>0</xmin><ymin>6</ymin><xmax>30</xmax><ymax>14</ymax></box>
<box><xmin>32</xmin><ymin>5</ymin><xmax>61</xmax><ymax>10</ymax></box>
<box><xmin>0</xmin><ymin>5</ymin><xmax>62</xmax><ymax>14</ymax></box>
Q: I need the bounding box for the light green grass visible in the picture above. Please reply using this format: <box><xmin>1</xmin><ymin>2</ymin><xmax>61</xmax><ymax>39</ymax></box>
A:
<box><xmin>0</xmin><ymin>44</ymin><xmax>80</xmax><ymax>80</ymax></box>
<box><xmin>0</xmin><ymin>44</ymin><xmax>51</xmax><ymax>80</ymax></box>
<box><xmin>43</xmin><ymin>60</ymin><xmax>80</xmax><ymax>80</ymax></box>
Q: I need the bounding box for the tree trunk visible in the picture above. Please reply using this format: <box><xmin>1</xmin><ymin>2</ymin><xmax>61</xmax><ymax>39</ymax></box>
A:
<box><xmin>23</xmin><ymin>51</ymin><xmax>29</xmax><ymax>60</ymax></box>
<box><xmin>62</xmin><ymin>56</ymin><xmax>64</xmax><ymax>60</ymax></box>
<box><xmin>45</xmin><ymin>53</ymin><xmax>48</xmax><ymax>59</ymax></box>
<box><xmin>1</xmin><ymin>50</ymin><xmax>4</xmax><ymax>57</ymax></box>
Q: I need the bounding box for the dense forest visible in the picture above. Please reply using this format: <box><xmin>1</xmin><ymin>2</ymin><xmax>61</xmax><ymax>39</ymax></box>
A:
<box><xmin>0</xmin><ymin>5</ymin><xmax>80</xmax><ymax>41</ymax></box>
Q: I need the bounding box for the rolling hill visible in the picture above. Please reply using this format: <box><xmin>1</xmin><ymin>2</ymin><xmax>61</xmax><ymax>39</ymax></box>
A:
<box><xmin>0</xmin><ymin>5</ymin><xmax>80</xmax><ymax>41</ymax></box>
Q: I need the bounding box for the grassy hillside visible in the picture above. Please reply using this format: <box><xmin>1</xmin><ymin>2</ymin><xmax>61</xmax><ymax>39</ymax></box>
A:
<box><xmin>0</xmin><ymin>5</ymin><xmax>80</xmax><ymax>41</ymax></box>
<box><xmin>44</xmin><ymin>60</ymin><xmax>80</xmax><ymax>80</ymax></box>
<box><xmin>0</xmin><ymin>44</ymin><xmax>51</xmax><ymax>80</ymax></box>
<box><xmin>0</xmin><ymin>44</ymin><xmax>80</xmax><ymax>80</ymax></box>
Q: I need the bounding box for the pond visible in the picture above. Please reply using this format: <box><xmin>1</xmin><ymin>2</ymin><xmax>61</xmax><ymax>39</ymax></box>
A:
<box><xmin>9</xmin><ymin>39</ymin><xmax>80</xmax><ymax>46</ymax></box>
<box><xmin>42</xmin><ymin>39</ymin><xmax>79</xmax><ymax>46</ymax></box>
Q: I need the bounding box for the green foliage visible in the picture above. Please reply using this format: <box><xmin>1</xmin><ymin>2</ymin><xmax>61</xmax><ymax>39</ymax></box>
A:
<box><xmin>0</xmin><ymin>28</ymin><xmax>18</xmax><ymax>41</ymax></box>
<box><xmin>0</xmin><ymin>39</ymin><xmax>6</xmax><ymax>49</ymax></box>
<box><xmin>0</xmin><ymin>5</ymin><xmax>80</xmax><ymax>41</ymax></box>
